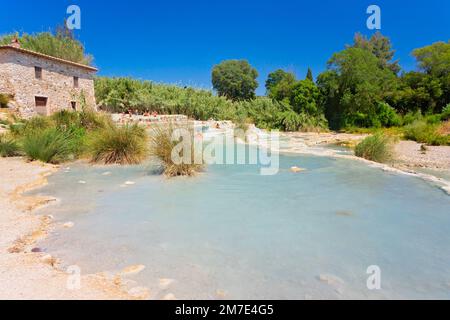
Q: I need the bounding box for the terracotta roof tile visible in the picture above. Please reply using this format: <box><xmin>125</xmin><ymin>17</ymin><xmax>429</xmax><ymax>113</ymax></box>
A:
<box><xmin>0</xmin><ymin>45</ymin><xmax>98</xmax><ymax>72</ymax></box>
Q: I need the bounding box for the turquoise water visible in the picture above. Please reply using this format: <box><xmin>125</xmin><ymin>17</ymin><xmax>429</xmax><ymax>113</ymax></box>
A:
<box><xmin>31</xmin><ymin>151</ymin><xmax>450</xmax><ymax>299</ymax></box>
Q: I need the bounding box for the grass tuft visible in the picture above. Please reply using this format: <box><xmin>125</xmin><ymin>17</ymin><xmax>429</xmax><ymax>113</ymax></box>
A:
<box><xmin>0</xmin><ymin>133</ymin><xmax>20</xmax><ymax>157</ymax></box>
<box><xmin>87</xmin><ymin>124</ymin><xmax>148</xmax><ymax>165</ymax></box>
<box><xmin>22</xmin><ymin>128</ymin><xmax>74</xmax><ymax>163</ymax></box>
<box><xmin>355</xmin><ymin>132</ymin><xmax>394</xmax><ymax>163</ymax></box>
<box><xmin>149</xmin><ymin>124</ymin><xmax>204</xmax><ymax>177</ymax></box>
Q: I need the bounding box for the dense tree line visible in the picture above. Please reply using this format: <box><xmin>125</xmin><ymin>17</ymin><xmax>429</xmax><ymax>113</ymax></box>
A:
<box><xmin>212</xmin><ymin>32</ymin><xmax>449</xmax><ymax>130</ymax></box>
<box><xmin>1</xmin><ymin>29</ymin><xmax>448</xmax><ymax>132</ymax></box>
<box><xmin>318</xmin><ymin>33</ymin><xmax>450</xmax><ymax>129</ymax></box>
<box><xmin>94</xmin><ymin>77</ymin><xmax>328</xmax><ymax>132</ymax></box>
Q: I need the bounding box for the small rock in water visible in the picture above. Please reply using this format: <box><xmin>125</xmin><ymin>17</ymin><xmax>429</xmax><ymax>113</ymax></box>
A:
<box><xmin>121</xmin><ymin>264</ymin><xmax>146</xmax><ymax>275</ymax></box>
<box><xmin>120</xmin><ymin>181</ymin><xmax>136</xmax><ymax>187</ymax></box>
<box><xmin>317</xmin><ymin>274</ymin><xmax>345</xmax><ymax>287</ymax></box>
<box><xmin>63</xmin><ymin>222</ymin><xmax>74</xmax><ymax>229</ymax></box>
<box><xmin>335</xmin><ymin>288</ymin><xmax>344</xmax><ymax>295</ymax></box>
<box><xmin>290</xmin><ymin>166</ymin><xmax>306</xmax><ymax>173</ymax></box>
<box><xmin>41</xmin><ymin>254</ymin><xmax>57</xmax><ymax>266</ymax></box>
<box><xmin>336</xmin><ymin>210</ymin><xmax>353</xmax><ymax>217</ymax></box>
<box><xmin>163</xmin><ymin>293</ymin><xmax>176</xmax><ymax>300</ymax></box>
<box><xmin>127</xmin><ymin>287</ymin><xmax>150</xmax><ymax>299</ymax></box>
<box><xmin>159</xmin><ymin>278</ymin><xmax>175</xmax><ymax>289</ymax></box>
<box><xmin>216</xmin><ymin>290</ymin><xmax>227</xmax><ymax>299</ymax></box>
<box><xmin>78</xmin><ymin>180</ymin><xmax>86</xmax><ymax>184</ymax></box>
<box><xmin>113</xmin><ymin>276</ymin><xmax>122</xmax><ymax>286</ymax></box>
<box><xmin>102</xmin><ymin>171</ymin><xmax>112</xmax><ymax>176</ymax></box>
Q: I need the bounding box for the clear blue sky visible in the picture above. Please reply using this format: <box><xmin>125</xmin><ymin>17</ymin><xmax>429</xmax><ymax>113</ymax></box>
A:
<box><xmin>1</xmin><ymin>0</ymin><xmax>449</xmax><ymax>95</ymax></box>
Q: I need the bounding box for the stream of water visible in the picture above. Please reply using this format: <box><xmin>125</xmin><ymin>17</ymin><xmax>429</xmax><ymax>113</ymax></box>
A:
<box><xmin>30</xmin><ymin>147</ymin><xmax>450</xmax><ymax>299</ymax></box>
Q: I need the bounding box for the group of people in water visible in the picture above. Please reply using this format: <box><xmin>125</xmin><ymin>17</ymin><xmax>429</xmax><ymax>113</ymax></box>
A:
<box><xmin>113</xmin><ymin>110</ymin><xmax>234</xmax><ymax>133</ymax></box>
<box><xmin>115</xmin><ymin>110</ymin><xmax>188</xmax><ymax>126</ymax></box>
<box><xmin>123</xmin><ymin>109</ymin><xmax>159</xmax><ymax>117</ymax></box>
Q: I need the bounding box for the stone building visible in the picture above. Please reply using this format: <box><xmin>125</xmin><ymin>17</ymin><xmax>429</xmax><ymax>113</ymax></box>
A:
<box><xmin>0</xmin><ymin>39</ymin><xmax>97</xmax><ymax>118</ymax></box>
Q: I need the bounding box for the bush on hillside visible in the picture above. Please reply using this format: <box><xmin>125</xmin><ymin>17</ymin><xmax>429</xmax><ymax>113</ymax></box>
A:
<box><xmin>403</xmin><ymin>120</ymin><xmax>449</xmax><ymax>146</ymax></box>
<box><xmin>441</xmin><ymin>104</ymin><xmax>450</xmax><ymax>121</ymax></box>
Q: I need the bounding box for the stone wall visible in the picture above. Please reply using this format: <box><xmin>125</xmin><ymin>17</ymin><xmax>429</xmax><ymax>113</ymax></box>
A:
<box><xmin>0</xmin><ymin>48</ymin><xmax>96</xmax><ymax>118</ymax></box>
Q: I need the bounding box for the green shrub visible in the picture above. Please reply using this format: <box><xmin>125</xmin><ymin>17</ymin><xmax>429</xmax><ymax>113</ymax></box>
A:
<box><xmin>0</xmin><ymin>134</ymin><xmax>20</xmax><ymax>157</ymax></box>
<box><xmin>87</xmin><ymin>124</ymin><xmax>148</xmax><ymax>165</ymax></box>
<box><xmin>402</xmin><ymin>110</ymin><xmax>422</xmax><ymax>126</ymax></box>
<box><xmin>403</xmin><ymin>120</ymin><xmax>449</xmax><ymax>146</ymax></box>
<box><xmin>8</xmin><ymin>116</ymin><xmax>54</xmax><ymax>138</ymax></box>
<box><xmin>355</xmin><ymin>133</ymin><xmax>394</xmax><ymax>163</ymax></box>
<box><xmin>149</xmin><ymin>124</ymin><xmax>203</xmax><ymax>177</ymax></box>
<box><xmin>65</xmin><ymin>125</ymin><xmax>87</xmax><ymax>157</ymax></box>
<box><xmin>280</xmin><ymin>110</ymin><xmax>302</xmax><ymax>131</ymax></box>
<box><xmin>22</xmin><ymin>128</ymin><xmax>74</xmax><ymax>163</ymax></box>
<box><xmin>441</xmin><ymin>104</ymin><xmax>450</xmax><ymax>121</ymax></box>
<box><xmin>8</xmin><ymin>123</ymin><xmax>26</xmax><ymax>137</ymax></box>
<box><xmin>377</xmin><ymin>102</ymin><xmax>402</xmax><ymax>127</ymax></box>
<box><xmin>0</xmin><ymin>94</ymin><xmax>10</xmax><ymax>108</ymax></box>
<box><xmin>79</xmin><ymin>110</ymin><xmax>113</xmax><ymax>131</ymax></box>
<box><xmin>51</xmin><ymin>110</ymin><xmax>81</xmax><ymax>128</ymax></box>
<box><xmin>424</xmin><ymin>113</ymin><xmax>442</xmax><ymax>125</ymax></box>
<box><xmin>17</xmin><ymin>116</ymin><xmax>54</xmax><ymax>137</ymax></box>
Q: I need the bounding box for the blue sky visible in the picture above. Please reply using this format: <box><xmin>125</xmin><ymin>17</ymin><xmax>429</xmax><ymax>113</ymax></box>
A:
<box><xmin>1</xmin><ymin>0</ymin><xmax>449</xmax><ymax>95</ymax></box>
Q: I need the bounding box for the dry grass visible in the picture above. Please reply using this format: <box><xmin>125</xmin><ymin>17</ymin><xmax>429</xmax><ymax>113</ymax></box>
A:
<box><xmin>0</xmin><ymin>133</ymin><xmax>20</xmax><ymax>157</ymax></box>
<box><xmin>148</xmin><ymin>123</ymin><xmax>204</xmax><ymax>177</ymax></box>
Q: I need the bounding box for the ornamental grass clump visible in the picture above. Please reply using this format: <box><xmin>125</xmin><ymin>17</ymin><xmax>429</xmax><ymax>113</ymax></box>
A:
<box><xmin>87</xmin><ymin>124</ymin><xmax>148</xmax><ymax>165</ymax></box>
<box><xmin>354</xmin><ymin>132</ymin><xmax>394</xmax><ymax>163</ymax></box>
<box><xmin>21</xmin><ymin>128</ymin><xmax>74</xmax><ymax>163</ymax></box>
<box><xmin>149</xmin><ymin>123</ymin><xmax>203</xmax><ymax>177</ymax></box>
<box><xmin>0</xmin><ymin>133</ymin><xmax>20</xmax><ymax>157</ymax></box>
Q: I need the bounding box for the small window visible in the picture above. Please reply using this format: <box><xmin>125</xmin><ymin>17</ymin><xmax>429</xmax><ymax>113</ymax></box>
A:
<box><xmin>35</xmin><ymin>96</ymin><xmax>48</xmax><ymax>116</ymax></box>
<box><xmin>73</xmin><ymin>76</ymin><xmax>79</xmax><ymax>88</ymax></box>
<box><xmin>35</xmin><ymin>67</ymin><xmax>42</xmax><ymax>79</ymax></box>
<box><xmin>71</xmin><ymin>101</ymin><xmax>77</xmax><ymax>110</ymax></box>
<box><xmin>35</xmin><ymin>96</ymin><xmax>47</xmax><ymax>107</ymax></box>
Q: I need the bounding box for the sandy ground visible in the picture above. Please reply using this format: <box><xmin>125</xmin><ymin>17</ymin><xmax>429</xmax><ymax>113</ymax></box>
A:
<box><xmin>282</xmin><ymin>131</ymin><xmax>369</xmax><ymax>147</ymax></box>
<box><xmin>0</xmin><ymin>157</ymin><xmax>148</xmax><ymax>300</ymax></box>
<box><xmin>282</xmin><ymin>132</ymin><xmax>450</xmax><ymax>171</ymax></box>
<box><xmin>393</xmin><ymin>141</ymin><xmax>450</xmax><ymax>170</ymax></box>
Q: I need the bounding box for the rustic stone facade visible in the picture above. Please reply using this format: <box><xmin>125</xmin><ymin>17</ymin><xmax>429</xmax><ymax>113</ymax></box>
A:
<box><xmin>0</xmin><ymin>45</ymin><xmax>97</xmax><ymax>118</ymax></box>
